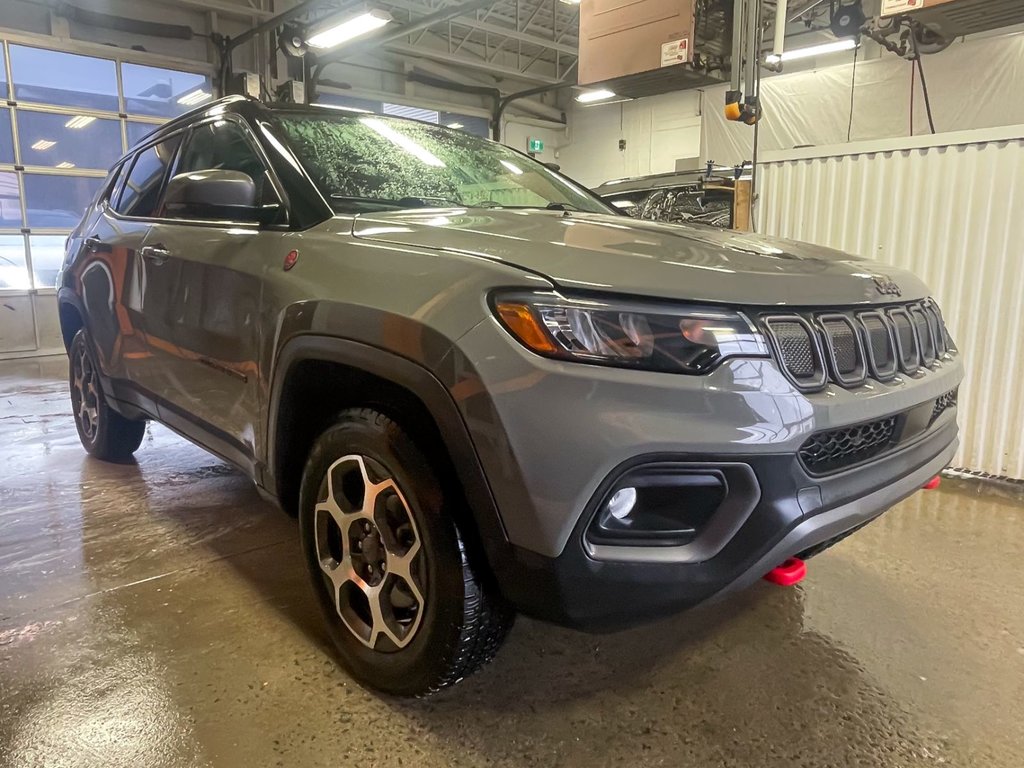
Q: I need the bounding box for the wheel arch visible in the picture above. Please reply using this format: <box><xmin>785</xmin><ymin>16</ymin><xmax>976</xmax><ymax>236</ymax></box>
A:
<box><xmin>57</xmin><ymin>291</ymin><xmax>86</xmax><ymax>352</ymax></box>
<box><xmin>266</xmin><ymin>335</ymin><xmax>510</xmax><ymax>571</ymax></box>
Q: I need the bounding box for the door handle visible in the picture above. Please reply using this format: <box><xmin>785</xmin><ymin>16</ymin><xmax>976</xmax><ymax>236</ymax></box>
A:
<box><xmin>140</xmin><ymin>244</ymin><xmax>171</xmax><ymax>265</ymax></box>
<box><xmin>85</xmin><ymin>236</ymin><xmax>107</xmax><ymax>253</ymax></box>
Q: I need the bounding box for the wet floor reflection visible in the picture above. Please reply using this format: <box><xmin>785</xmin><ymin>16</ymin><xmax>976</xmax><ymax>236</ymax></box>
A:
<box><xmin>2</xmin><ymin>357</ymin><xmax>1023</xmax><ymax>767</ymax></box>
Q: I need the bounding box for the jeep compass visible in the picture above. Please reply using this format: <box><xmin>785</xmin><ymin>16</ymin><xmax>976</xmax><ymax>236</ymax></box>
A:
<box><xmin>57</xmin><ymin>96</ymin><xmax>963</xmax><ymax>696</ymax></box>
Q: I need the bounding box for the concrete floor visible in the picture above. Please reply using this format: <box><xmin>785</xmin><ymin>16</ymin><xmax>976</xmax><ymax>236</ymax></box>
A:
<box><xmin>1</xmin><ymin>357</ymin><xmax>1023</xmax><ymax>768</ymax></box>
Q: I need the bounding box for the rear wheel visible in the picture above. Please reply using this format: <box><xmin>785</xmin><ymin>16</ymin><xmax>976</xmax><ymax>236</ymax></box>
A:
<box><xmin>69</xmin><ymin>330</ymin><xmax>146</xmax><ymax>461</ymax></box>
<box><xmin>299</xmin><ymin>407</ymin><xmax>513</xmax><ymax>696</ymax></box>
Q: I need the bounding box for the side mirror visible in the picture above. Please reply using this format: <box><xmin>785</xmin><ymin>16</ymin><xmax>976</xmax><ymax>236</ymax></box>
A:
<box><xmin>543</xmin><ymin>162</ymin><xmax>561</xmax><ymax>172</ymax></box>
<box><xmin>163</xmin><ymin>169</ymin><xmax>278</xmax><ymax>224</ymax></box>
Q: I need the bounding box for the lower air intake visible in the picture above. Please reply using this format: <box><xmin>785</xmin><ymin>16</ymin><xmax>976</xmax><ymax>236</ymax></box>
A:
<box><xmin>799</xmin><ymin>416</ymin><xmax>899</xmax><ymax>475</ymax></box>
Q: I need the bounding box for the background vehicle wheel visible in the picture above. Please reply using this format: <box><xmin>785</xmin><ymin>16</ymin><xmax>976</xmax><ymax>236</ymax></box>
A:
<box><xmin>299</xmin><ymin>407</ymin><xmax>514</xmax><ymax>697</ymax></box>
<box><xmin>69</xmin><ymin>329</ymin><xmax>146</xmax><ymax>461</ymax></box>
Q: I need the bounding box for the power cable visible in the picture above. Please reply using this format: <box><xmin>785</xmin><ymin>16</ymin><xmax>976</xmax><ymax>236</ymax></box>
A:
<box><xmin>909</xmin><ymin>26</ymin><xmax>937</xmax><ymax>134</ymax></box>
<box><xmin>847</xmin><ymin>39</ymin><xmax>859</xmax><ymax>142</ymax></box>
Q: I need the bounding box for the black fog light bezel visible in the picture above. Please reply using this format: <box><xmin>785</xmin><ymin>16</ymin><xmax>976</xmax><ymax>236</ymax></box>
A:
<box><xmin>584</xmin><ymin>462</ymin><xmax>759</xmax><ymax>551</ymax></box>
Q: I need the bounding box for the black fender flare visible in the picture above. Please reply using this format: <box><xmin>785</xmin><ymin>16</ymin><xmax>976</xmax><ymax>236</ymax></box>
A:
<box><xmin>265</xmin><ymin>334</ymin><xmax>512</xmax><ymax>570</ymax></box>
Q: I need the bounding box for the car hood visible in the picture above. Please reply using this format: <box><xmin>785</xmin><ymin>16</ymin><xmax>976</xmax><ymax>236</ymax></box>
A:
<box><xmin>350</xmin><ymin>209</ymin><xmax>928</xmax><ymax>306</ymax></box>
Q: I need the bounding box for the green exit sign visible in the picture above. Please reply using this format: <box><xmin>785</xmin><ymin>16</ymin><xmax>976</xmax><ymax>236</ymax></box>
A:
<box><xmin>527</xmin><ymin>137</ymin><xmax>544</xmax><ymax>153</ymax></box>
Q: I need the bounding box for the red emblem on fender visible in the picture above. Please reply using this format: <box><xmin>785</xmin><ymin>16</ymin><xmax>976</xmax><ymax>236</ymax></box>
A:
<box><xmin>283</xmin><ymin>249</ymin><xmax>299</xmax><ymax>271</ymax></box>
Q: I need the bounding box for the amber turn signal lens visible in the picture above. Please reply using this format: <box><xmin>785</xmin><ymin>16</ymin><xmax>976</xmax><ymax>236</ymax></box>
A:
<box><xmin>496</xmin><ymin>302</ymin><xmax>558</xmax><ymax>354</ymax></box>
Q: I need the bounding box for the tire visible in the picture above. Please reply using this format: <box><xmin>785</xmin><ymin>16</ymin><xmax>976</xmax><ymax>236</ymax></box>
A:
<box><xmin>69</xmin><ymin>329</ymin><xmax>146</xmax><ymax>461</ymax></box>
<box><xmin>298</xmin><ymin>407</ymin><xmax>514</xmax><ymax>697</ymax></box>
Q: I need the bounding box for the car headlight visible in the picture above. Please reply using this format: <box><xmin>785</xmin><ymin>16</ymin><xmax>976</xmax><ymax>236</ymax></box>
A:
<box><xmin>491</xmin><ymin>291</ymin><xmax>769</xmax><ymax>374</ymax></box>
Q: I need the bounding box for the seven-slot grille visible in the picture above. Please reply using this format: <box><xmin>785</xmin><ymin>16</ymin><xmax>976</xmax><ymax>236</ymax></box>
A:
<box><xmin>761</xmin><ymin>300</ymin><xmax>953</xmax><ymax>392</ymax></box>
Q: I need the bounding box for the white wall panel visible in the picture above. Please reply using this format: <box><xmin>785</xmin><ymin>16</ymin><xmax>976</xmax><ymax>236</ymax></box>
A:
<box><xmin>760</xmin><ymin>126</ymin><xmax>1024</xmax><ymax>479</ymax></box>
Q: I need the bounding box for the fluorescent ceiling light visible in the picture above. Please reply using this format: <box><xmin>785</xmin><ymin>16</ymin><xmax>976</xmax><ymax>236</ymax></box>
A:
<box><xmin>361</xmin><ymin>117</ymin><xmax>444</xmax><ymax>167</ymax></box>
<box><xmin>64</xmin><ymin>115</ymin><xmax>96</xmax><ymax>129</ymax></box>
<box><xmin>306</xmin><ymin>9</ymin><xmax>392</xmax><ymax>50</ymax></box>
<box><xmin>312</xmin><ymin>103</ymin><xmax>373</xmax><ymax>113</ymax></box>
<box><xmin>576</xmin><ymin>89</ymin><xmax>616</xmax><ymax>103</ymax></box>
<box><xmin>56</xmin><ymin>161</ymin><xmax>76</xmax><ymax>169</ymax></box>
<box><xmin>31</xmin><ymin>139</ymin><xmax>56</xmax><ymax>151</ymax></box>
<box><xmin>446</xmin><ymin>122</ymin><xmax>464</xmax><ymax>129</ymax></box>
<box><xmin>765</xmin><ymin>38</ymin><xmax>858</xmax><ymax>63</ymax></box>
<box><xmin>177</xmin><ymin>89</ymin><xmax>212</xmax><ymax>106</ymax></box>
<box><xmin>499</xmin><ymin>160</ymin><xmax>523</xmax><ymax>175</ymax></box>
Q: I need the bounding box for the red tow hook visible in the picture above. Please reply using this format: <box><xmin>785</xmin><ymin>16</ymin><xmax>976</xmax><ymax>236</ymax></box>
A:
<box><xmin>923</xmin><ymin>475</ymin><xmax>942</xmax><ymax>490</ymax></box>
<box><xmin>763</xmin><ymin>557</ymin><xmax>806</xmax><ymax>587</ymax></box>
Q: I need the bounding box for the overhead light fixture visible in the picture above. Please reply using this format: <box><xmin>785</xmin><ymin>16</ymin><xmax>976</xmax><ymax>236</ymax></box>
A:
<box><xmin>361</xmin><ymin>117</ymin><xmax>444</xmax><ymax>167</ymax></box>
<box><xmin>764</xmin><ymin>38</ymin><xmax>858</xmax><ymax>64</ymax></box>
<box><xmin>56</xmin><ymin>161</ymin><xmax>76</xmax><ymax>169</ymax></box>
<box><xmin>64</xmin><ymin>115</ymin><xmax>96</xmax><ymax>129</ymax></box>
<box><xmin>312</xmin><ymin>103</ymin><xmax>373</xmax><ymax>113</ymax></box>
<box><xmin>306</xmin><ymin>9</ymin><xmax>393</xmax><ymax>50</ymax></box>
<box><xmin>446</xmin><ymin>122</ymin><xmax>464</xmax><ymax>129</ymax></box>
<box><xmin>31</xmin><ymin>139</ymin><xmax>56</xmax><ymax>151</ymax></box>
<box><xmin>576</xmin><ymin>89</ymin><xmax>616</xmax><ymax>103</ymax></box>
<box><xmin>177</xmin><ymin>89</ymin><xmax>212</xmax><ymax>106</ymax></box>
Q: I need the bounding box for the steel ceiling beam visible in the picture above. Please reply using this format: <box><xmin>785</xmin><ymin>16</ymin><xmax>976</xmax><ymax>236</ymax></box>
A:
<box><xmin>380</xmin><ymin>0</ymin><xmax>579</xmax><ymax>53</ymax></box>
<box><xmin>380</xmin><ymin>41</ymin><xmax>562</xmax><ymax>82</ymax></box>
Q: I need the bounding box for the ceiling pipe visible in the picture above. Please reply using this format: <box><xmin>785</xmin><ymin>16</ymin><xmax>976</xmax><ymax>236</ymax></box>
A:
<box><xmin>492</xmin><ymin>81</ymin><xmax>575</xmax><ymax>141</ymax></box>
<box><xmin>773</xmin><ymin>0</ymin><xmax>789</xmax><ymax>57</ymax></box>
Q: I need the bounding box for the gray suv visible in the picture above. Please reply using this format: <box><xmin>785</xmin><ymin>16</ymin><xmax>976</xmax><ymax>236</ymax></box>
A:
<box><xmin>58</xmin><ymin>96</ymin><xmax>963</xmax><ymax>696</ymax></box>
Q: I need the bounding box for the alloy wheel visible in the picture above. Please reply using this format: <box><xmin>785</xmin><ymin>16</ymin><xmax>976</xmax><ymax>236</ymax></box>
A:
<box><xmin>71</xmin><ymin>343</ymin><xmax>101</xmax><ymax>442</ymax></box>
<box><xmin>314</xmin><ymin>454</ymin><xmax>426</xmax><ymax>651</ymax></box>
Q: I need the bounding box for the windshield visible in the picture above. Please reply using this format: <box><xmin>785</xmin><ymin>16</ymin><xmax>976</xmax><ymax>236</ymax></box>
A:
<box><xmin>275</xmin><ymin>111</ymin><xmax>614</xmax><ymax>215</ymax></box>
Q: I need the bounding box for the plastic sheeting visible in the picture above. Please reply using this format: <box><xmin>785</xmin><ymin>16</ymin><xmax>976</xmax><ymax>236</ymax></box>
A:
<box><xmin>702</xmin><ymin>32</ymin><xmax>1024</xmax><ymax>167</ymax></box>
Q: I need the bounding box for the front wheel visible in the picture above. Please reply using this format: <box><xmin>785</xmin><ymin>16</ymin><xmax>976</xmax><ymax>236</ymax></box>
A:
<box><xmin>69</xmin><ymin>329</ymin><xmax>146</xmax><ymax>461</ymax></box>
<box><xmin>299</xmin><ymin>408</ymin><xmax>514</xmax><ymax>696</ymax></box>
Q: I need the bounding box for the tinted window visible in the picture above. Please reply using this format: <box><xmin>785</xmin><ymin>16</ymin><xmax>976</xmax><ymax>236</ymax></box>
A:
<box><xmin>9</xmin><ymin>46</ymin><xmax>119</xmax><ymax>112</ymax></box>
<box><xmin>17</xmin><ymin>110</ymin><xmax>123</xmax><ymax>170</ymax></box>
<box><xmin>0</xmin><ymin>110</ymin><xmax>13</xmax><ymax>164</ymax></box>
<box><xmin>23</xmin><ymin>174</ymin><xmax>104</xmax><ymax>228</ymax></box>
<box><xmin>121</xmin><ymin>63</ymin><xmax>212</xmax><ymax>118</ymax></box>
<box><xmin>127</xmin><ymin>120</ymin><xmax>161</xmax><ymax>148</ymax></box>
<box><xmin>0</xmin><ymin>171</ymin><xmax>21</xmax><ymax>228</ymax></box>
<box><xmin>0</xmin><ymin>235</ymin><xmax>29</xmax><ymax>290</ymax></box>
<box><xmin>169</xmin><ymin>119</ymin><xmax>275</xmax><ymax>215</ymax></box>
<box><xmin>115</xmin><ymin>135</ymin><xmax>182</xmax><ymax>217</ymax></box>
<box><xmin>29</xmin><ymin>235</ymin><xmax>67</xmax><ymax>289</ymax></box>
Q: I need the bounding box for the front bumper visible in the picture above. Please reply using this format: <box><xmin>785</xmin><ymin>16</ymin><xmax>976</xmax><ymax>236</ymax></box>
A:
<box><xmin>495</xmin><ymin>417</ymin><xmax>958</xmax><ymax>631</ymax></box>
<box><xmin>447</xmin><ymin>315</ymin><xmax>964</xmax><ymax>630</ymax></box>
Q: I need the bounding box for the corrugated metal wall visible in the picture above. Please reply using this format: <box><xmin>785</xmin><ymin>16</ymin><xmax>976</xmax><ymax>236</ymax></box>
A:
<box><xmin>759</xmin><ymin>126</ymin><xmax>1024</xmax><ymax>479</ymax></box>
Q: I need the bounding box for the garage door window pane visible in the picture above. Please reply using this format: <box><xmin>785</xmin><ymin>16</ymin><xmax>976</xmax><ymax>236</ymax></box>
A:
<box><xmin>0</xmin><ymin>235</ymin><xmax>30</xmax><ymax>290</ymax></box>
<box><xmin>121</xmin><ymin>63</ymin><xmax>212</xmax><ymax>118</ymax></box>
<box><xmin>0</xmin><ymin>110</ymin><xmax>14</xmax><ymax>164</ymax></box>
<box><xmin>0</xmin><ymin>171</ymin><xmax>21</xmax><ymax>228</ymax></box>
<box><xmin>23</xmin><ymin>174</ymin><xmax>103</xmax><ymax>228</ymax></box>
<box><xmin>127</xmin><ymin>120</ymin><xmax>161</xmax><ymax>149</ymax></box>
<box><xmin>0</xmin><ymin>47</ymin><xmax>7</xmax><ymax>100</ymax></box>
<box><xmin>115</xmin><ymin>135</ymin><xmax>181</xmax><ymax>217</ymax></box>
<box><xmin>17</xmin><ymin>110</ymin><xmax>123</xmax><ymax>170</ymax></box>
<box><xmin>9</xmin><ymin>46</ymin><xmax>119</xmax><ymax>113</ymax></box>
<box><xmin>29</xmin><ymin>235</ymin><xmax>66</xmax><ymax>289</ymax></box>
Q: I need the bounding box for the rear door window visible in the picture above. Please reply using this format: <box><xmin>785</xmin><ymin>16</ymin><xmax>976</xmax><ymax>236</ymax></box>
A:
<box><xmin>114</xmin><ymin>134</ymin><xmax>182</xmax><ymax>217</ymax></box>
